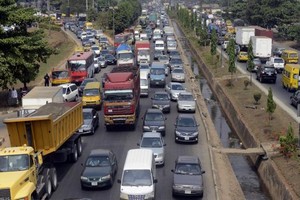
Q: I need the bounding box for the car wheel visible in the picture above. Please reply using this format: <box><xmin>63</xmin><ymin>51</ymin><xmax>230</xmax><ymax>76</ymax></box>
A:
<box><xmin>74</xmin><ymin>95</ymin><xmax>79</xmax><ymax>102</ymax></box>
<box><xmin>91</xmin><ymin>127</ymin><xmax>95</xmax><ymax>135</ymax></box>
<box><xmin>259</xmin><ymin>77</ymin><xmax>263</xmax><ymax>83</ymax></box>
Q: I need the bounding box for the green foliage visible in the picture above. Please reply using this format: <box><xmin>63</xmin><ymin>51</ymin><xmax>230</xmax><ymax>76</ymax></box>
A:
<box><xmin>244</xmin><ymin>80</ymin><xmax>250</xmax><ymax>90</ymax></box>
<box><xmin>279</xmin><ymin>124</ymin><xmax>298</xmax><ymax>158</ymax></box>
<box><xmin>247</xmin><ymin>40</ymin><xmax>254</xmax><ymax>83</ymax></box>
<box><xmin>210</xmin><ymin>29</ymin><xmax>217</xmax><ymax>56</ymax></box>
<box><xmin>267</xmin><ymin>87</ymin><xmax>276</xmax><ymax>122</ymax></box>
<box><xmin>253</xmin><ymin>92</ymin><xmax>262</xmax><ymax>105</ymax></box>
<box><xmin>0</xmin><ymin>0</ymin><xmax>54</xmax><ymax>88</ymax></box>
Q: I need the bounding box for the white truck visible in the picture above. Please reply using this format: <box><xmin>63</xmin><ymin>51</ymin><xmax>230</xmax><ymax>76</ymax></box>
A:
<box><xmin>163</xmin><ymin>26</ymin><xmax>174</xmax><ymax>36</ymax></box>
<box><xmin>235</xmin><ymin>27</ymin><xmax>255</xmax><ymax>46</ymax></box>
<box><xmin>18</xmin><ymin>86</ymin><xmax>64</xmax><ymax>117</ymax></box>
<box><xmin>251</xmin><ymin>36</ymin><xmax>272</xmax><ymax>63</ymax></box>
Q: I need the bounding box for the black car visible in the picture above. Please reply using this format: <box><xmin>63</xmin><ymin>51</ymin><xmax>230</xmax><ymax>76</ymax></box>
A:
<box><xmin>151</xmin><ymin>91</ymin><xmax>171</xmax><ymax>113</ymax></box>
<box><xmin>290</xmin><ymin>90</ymin><xmax>300</xmax><ymax>107</ymax></box>
<box><xmin>106</xmin><ymin>46</ymin><xmax>116</xmax><ymax>55</ymax></box>
<box><xmin>154</xmin><ymin>50</ymin><xmax>164</xmax><ymax>60</ymax></box>
<box><xmin>256</xmin><ymin>65</ymin><xmax>277</xmax><ymax>83</ymax></box>
<box><xmin>78</xmin><ymin>78</ymin><xmax>97</xmax><ymax>96</ymax></box>
<box><xmin>78</xmin><ymin>108</ymin><xmax>99</xmax><ymax>135</ymax></box>
<box><xmin>142</xmin><ymin>108</ymin><xmax>167</xmax><ymax>136</ymax></box>
<box><xmin>100</xmin><ymin>49</ymin><xmax>110</xmax><ymax>57</ymax></box>
<box><xmin>171</xmin><ymin>156</ymin><xmax>205</xmax><ymax>197</ymax></box>
<box><xmin>105</xmin><ymin>54</ymin><xmax>117</xmax><ymax>65</ymax></box>
<box><xmin>81</xmin><ymin>38</ymin><xmax>92</xmax><ymax>47</ymax></box>
<box><xmin>174</xmin><ymin>114</ymin><xmax>199</xmax><ymax>143</ymax></box>
<box><xmin>80</xmin><ymin>149</ymin><xmax>118</xmax><ymax>189</ymax></box>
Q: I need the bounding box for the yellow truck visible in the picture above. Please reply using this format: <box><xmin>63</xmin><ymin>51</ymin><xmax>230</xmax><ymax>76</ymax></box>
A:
<box><xmin>282</xmin><ymin>64</ymin><xmax>300</xmax><ymax>91</ymax></box>
<box><xmin>0</xmin><ymin>102</ymin><xmax>83</xmax><ymax>200</ymax></box>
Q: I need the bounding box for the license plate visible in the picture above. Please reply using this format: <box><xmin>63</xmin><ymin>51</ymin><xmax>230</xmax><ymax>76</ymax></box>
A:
<box><xmin>156</xmin><ymin>82</ymin><xmax>159</xmax><ymax>84</ymax></box>
<box><xmin>91</xmin><ymin>182</ymin><xmax>97</xmax><ymax>186</ymax></box>
<box><xmin>184</xmin><ymin>136</ymin><xmax>189</xmax><ymax>140</ymax></box>
<box><xmin>185</xmin><ymin>190</ymin><xmax>191</xmax><ymax>194</ymax></box>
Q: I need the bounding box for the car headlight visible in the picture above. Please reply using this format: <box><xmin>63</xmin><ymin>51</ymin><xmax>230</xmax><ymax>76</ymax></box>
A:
<box><xmin>173</xmin><ymin>184</ymin><xmax>184</xmax><ymax>189</ymax></box>
<box><xmin>172</xmin><ymin>93</ymin><xmax>177</xmax><ymax>98</ymax></box>
<box><xmin>157</xmin><ymin>153</ymin><xmax>163</xmax><ymax>158</ymax></box>
<box><xmin>161</xmin><ymin>78</ymin><xmax>165</xmax><ymax>81</ymax></box>
<box><xmin>81</xmin><ymin>176</ymin><xmax>88</xmax><ymax>181</ymax></box>
<box><xmin>101</xmin><ymin>174</ymin><xmax>111</xmax><ymax>180</ymax></box>
<box><xmin>192</xmin><ymin>132</ymin><xmax>199</xmax><ymax>136</ymax></box>
<box><xmin>175</xmin><ymin>131</ymin><xmax>182</xmax><ymax>136</ymax></box>
<box><xmin>143</xmin><ymin>126</ymin><xmax>150</xmax><ymax>130</ymax></box>
<box><xmin>158</xmin><ymin>126</ymin><xmax>165</xmax><ymax>130</ymax></box>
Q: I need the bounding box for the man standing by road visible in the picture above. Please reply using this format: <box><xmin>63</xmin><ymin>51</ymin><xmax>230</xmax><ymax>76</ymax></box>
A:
<box><xmin>11</xmin><ymin>87</ymin><xmax>18</xmax><ymax>106</ymax></box>
<box><xmin>44</xmin><ymin>73</ymin><xmax>50</xmax><ymax>86</ymax></box>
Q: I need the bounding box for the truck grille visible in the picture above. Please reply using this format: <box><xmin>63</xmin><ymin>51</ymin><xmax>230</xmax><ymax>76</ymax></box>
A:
<box><xmin>0</xmin><ymin>189</ymin><xmax>11</xmax><ymax>199</ymax></box>
<box><xmin>128</xmin><ymin>195</ymin><xmax>145</xmax><ymax>200</ymax></box>
<box><xmin>107</xmin><ymin>106</ymin><xmax>132</xmax><ymax>114</ymax></box>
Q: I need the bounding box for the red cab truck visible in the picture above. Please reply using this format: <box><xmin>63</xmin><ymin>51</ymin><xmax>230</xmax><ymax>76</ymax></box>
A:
<box><xmin>135</xmin><ymin>41</ymin><xmax>151</xmax><ymax>65</ymax></box>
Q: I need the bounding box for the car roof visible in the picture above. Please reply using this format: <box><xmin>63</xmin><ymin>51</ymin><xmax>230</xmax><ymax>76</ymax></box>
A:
<box><xmin>178</xmin><ymin>114</ymin><xmax>196</xmax><ymax>120</ymax></box>
<box><xmin>59</xmin><ymin>83</ymin><xmax>75</xmax><ymax>88</ymax></box>
<box><xmin>89</xmin><ymin>149</ymin><xmax>111</xmax><ymax>156</ymax></box>
<box><xmin>154</xmin><ymin>91</ymin><xmax>168</xmax><ymax>95</ymax></box>
<box><xmin>146</xmin><ymin>108</ymin><xmax>163</xmax><ymax>114</ymax></box>
<box><xmin>84</xmin><ymin>81</ymin><xmax>101</xmax><ymax>89</ymax></box>
<box><xmin>170</xmin><ymin>82</ymin><xmax>183</xmax><ymax>86</ymax></box>
<box><xmin>142</xmin><ymin>132</ymin><xmax>162</xmax><ymax>138</ymax></box>
<box><xmin>177</xmin><ymin>155</ymin><xmax>199</xmax><ymax>164</ymax></box>
<box><xmin>179</xmin><ymin>91</ymin><xmax>193</xmax><ymax>96</ymax></box>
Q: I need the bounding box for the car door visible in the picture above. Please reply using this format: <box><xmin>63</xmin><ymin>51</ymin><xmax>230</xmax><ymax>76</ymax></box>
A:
<box><xmin>66</xmin><ymin>87</ymin><xmax>72</xmax><ymax>101</ymax></box>
<box><xmin>70</xmin><ymin>85</ymin><xmax>77</xmax><ymax>101</ymax></box>
<box><xmin>165</xmin><ymin>83</ymin><xmax>171</xmax><ymax>95</ymax></box>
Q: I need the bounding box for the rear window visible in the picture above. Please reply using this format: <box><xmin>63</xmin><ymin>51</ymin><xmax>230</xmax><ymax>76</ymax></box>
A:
<box><xmin>274</xmin><ymin>58</ymin><xmax>284</xmax><ymax>63</ymax></box>
<box><xmin>264</xmin><ymin>66</ymin><xmax>275</xmax><ymax>72</ymax></box>
<box><xmin>290</xmin><ymin>53</ymin><xmax>298</xmax><ymax>58</ymax></box>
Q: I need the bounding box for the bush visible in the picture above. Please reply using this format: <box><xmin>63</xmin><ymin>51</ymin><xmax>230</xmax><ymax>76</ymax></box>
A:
<box><xmin>279</xmin><ymin>124</ymin><xmax>298</xmax><ymax>158</ymax></box>
<box><xmin>244</xmin><ymin>80</ymin><xmax>250</xmax><ymax>90</ymax></box>
<box><xmin>38</xmin><ymin>23</ymin><xmax>62</xmax><ymax>32</ymax></box>
<box><xmin>253</xmin><ymin>92</ymin><xmax>261</xmax><ymax>104</ymax></box>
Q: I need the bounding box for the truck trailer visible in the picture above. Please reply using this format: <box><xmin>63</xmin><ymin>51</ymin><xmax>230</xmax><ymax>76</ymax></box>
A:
<box><xmin>235</xmin><ymin>26</ymin><xmax>255</xmax><ymax>47</ymax></box>
<box><xmin>251</xmin><ymin>36</ymin><xmax>272</xmax><ymax>63</ymax></box>
<box><xmin>0</xmin><ymin>102</ymin><xmax>83</xmax><ymax>200</ymax></box>
<box><xmin>103</xmin><ymin>66</ymin><xmax>140</xmax><ymax>130</ymax></box>
<box><xmin>135</xmin><ymin>41</ymin><xmax>150</xmax><ymax>65</ymax></box>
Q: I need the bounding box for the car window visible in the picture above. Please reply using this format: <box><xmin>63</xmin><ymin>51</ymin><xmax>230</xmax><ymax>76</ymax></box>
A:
<box><xmin>154</xmin><ymin>93</ymin><xmax>169</xmax><ymax>100</ymax></box>
<box><xmin>145</xmin><ymin>113</ymin><xmax>164</xmax><ymax>121</ymax></box>
<box><xmin>141</xmin><ymin>137</ymin><xmax>162</xmax><ymax>148</ymax></box>
<box><xmin>83</xmin><ymin>89</ymin><xmax>99</xmax><ymax>96</ymax></box>
<box><xmin>71</xmin><ymin>85</ymin><xmax>77</xmax><ymax>91</ymax></box>
<box><xmin>66</xmin><ymin>88</ymin><xmax>71</xmax><ymax>94</ymax></box>
<box><xmin>177</xmin><ymin>117</ymin><xmax>196</xmax><ymax>127</ymax></box>
<box><xmin>83</xmin><ymin>112</ymin><xmax>93</xmax><ymax>119</ymax></box>
<box><xmin>178</xmin><ymin>94</ymin><xmax>193</xmax><ymax>101</ymax></box>
<box><xmin>274</xmin><ymin>58</ymin><xmax>284</xmax><ymax>63</ymax></box>
<box><xmin>171</xmin><ymin>84</ymin><xmax>184</xmax><ymax>90</ymax></box>
<box><xmin>175</xmin><ymin>163</ymin><xmax>201</xmax><ymax>175</ymax></box>
<box><xmin>122</xmin><ymin>170</ymin><xmax>152</xmax><ymax>186</ymax></box>
<box><xmin>173</xmin><ymin>69</ymin><xmax>184</xmax><ymax>73</ymax></box>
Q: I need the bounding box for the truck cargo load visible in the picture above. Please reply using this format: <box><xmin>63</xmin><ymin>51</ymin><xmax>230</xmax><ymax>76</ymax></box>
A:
<box><xmin>116</xmin><ymin>44</ymin><xmax>134</xmax><ymax>67</ymax></box>
<box><xmin>250</xmin><ymin>26</ymin><xmax>274</xmax><ymax>39</ymax></box>
<box><xmin>235</xmin><ymin>27</ymin><xmax>255</xmax><ymax>46</ymax></box>
<box><xmin>251</xmin><ymin>36</ymin><xmax>272</xmax><ymax>62</ymax></box>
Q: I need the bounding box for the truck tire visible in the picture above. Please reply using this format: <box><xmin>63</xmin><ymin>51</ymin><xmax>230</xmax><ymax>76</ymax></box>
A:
<box><xmin>43</xmin><ymin>168</ymin><xmax>52</xmax><ymax>198</ymax></box>
<box><xmin>77</xmin><ymin>138</ymin><xmax>83</xmax><ymax>157</ymax></box>
<box><xmin>50</xmin><ymin>167</ymin><xmax>58</xmax><ymax>191</ymax></box>
<box><xmin>70</xmin><ymin>144</ymin><xmax>78</xmax><ymax>163</ymax></box>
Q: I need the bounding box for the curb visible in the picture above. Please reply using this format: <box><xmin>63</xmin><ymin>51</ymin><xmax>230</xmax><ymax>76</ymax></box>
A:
<box><xmin>0</xmin><ymin>137</ymin><xmax>4</xmax><ymax>146</ymax></box>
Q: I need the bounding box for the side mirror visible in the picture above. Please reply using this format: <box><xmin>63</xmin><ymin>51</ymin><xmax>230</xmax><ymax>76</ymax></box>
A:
<box><xmin>117</xmin><ymin>179</ymin><xmax>121</xmax><ymax>183</ymax></box>
<box><xmin>137</xmin><ymin>143</ymin><xmax>140</xmax><ymax>146</ymax></box>
<box><xmin>165</xmin><ymin>117</ymin><xmax>167</xmax><ymax>120</ymax></box>
<box><xmin>153</xmin><ymin>179</ymin><xmax>158</xmax><ymax>183</ymax></box>
<box><xmin>164</xmin><ymin>143</ymin><xmax>166</xmax><ymax>146</ymax></box>
<box><xmin>202</xmin><ymin>171</ymin><xmax>206</xmax><ymax>174</ymax></box>
<box><xmin>81</xmin><ymin>163</ymin><xmax>84</xmax><ymax>167</ymax></box>
<box><xmin>171</xmin><ymin>169</ymin><xmax>175</xmax><ymax>173</ymax></box>
<box><xmin>93</xmin><ymin>115</ymin><xmax>96</xmax><ymax>119</ymax></box>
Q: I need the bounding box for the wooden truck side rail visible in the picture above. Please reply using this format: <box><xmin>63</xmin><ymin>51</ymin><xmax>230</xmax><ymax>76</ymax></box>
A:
<box><xmin>4</xmin><ymin>102</ymin><xmax>83</xmax><ymax>156</ymax></box>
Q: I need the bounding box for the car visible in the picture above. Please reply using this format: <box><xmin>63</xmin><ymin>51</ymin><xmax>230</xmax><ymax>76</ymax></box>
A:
<box><xmin>97</xmin><ymin>56</ymin><xmax>108</xmax><ymax>68</ymax></box>
<box><xmin>165</xmin><ymin>82</ymin><xmax>186</xmax><ymax>101</ymax></box>
<box><xmin>80</xmin><ymin>149</ymin><xmax>118</xmax><ymax>189</ymax></box>
<box><xmin>152</xmin><ymin>61</ymin><xmax>169</xmax><ymax>76</ymax></box>
<box><xmin>140</xmin><ymin>63</ymin><xmax>151</xmax><ymax>77</ymax></box>
<box><xmin>171</xmin><ymin>67</ymin><xmax>185</xmax><ymax>82</ymax></box>
<box><xmin>154</xmin><ymin>50</ymin><xmax>164</xmax><ymax>60</ymax></box>
<box><xmin>104</xmin><ymin>54</ymin><xmax>117</xmax><ymax>65</ymax></box>
<box><xmin>290</xmin><ymin>90</ymin><xmax>300</xmax><ymax>107</ymax></box>
<box><xmin>78</xmin><ymin>108</ymin><xmax>99</xmax><ymax>135</ymax></box>
<box><xmin>171</xmin><ymin>156</ymin><xmax>205</xmax><ymax>197</ymax></box>
<box><xmin>142</xmin><ymin>108</ymin><xmax>167</xmax><ymax>136</ymax></box>
<box><xmin>169</xmin><ymin>50</ymin><xmax>180</xmax><ymax>60</ymax></box>
<box><xmin>273</xmin><ymin>47</ymin><xmax>285</xmax><ymax>57</ymax></box>
<box><xmin>137</xmin><ymin>132</ymin><xmax>166</xmax><ymax>166</ymax></box>
<box><xmin>247</xmin><ymin>58</ymin><xmax>261</xmax><ymax>72</ymax></box>
<box><xmin>106</xmin><ymin>46</ymin><xmax>116</xmax><ymax>55</ymax></box>
<box><xmin>177</xmin><ymin>92</ymin><xmax>196</xmax><ymax>113</ymax></box>
<box><xmin>237</xmin><ymin>51</ymin><xmax>248</xmax><ymax>62</ymax></box>
<box><xmin>158</xmin><ymin>55</ymin><xmax>170</xmax><ymax>65</ymax></box>
<box><xmin>222</xmin><ymin>40</ymin><xmax>229</xmax><ymax>50</ymax></box>
<box><xmin>153</xmin><ymin>33</ymin><xmax>162</xmax><ymax>42</ymax></box>
<box><xmin>151</xmin><ymin>91</ymin><xmax>171</xmax><ymax>113</ymax></box>
<box><xmin>267</xmin><ymin>56</ymin><xmax>284</xmax><ymax>73</ymax></box>
<box><xmin>59</xmin><ymin>83</ymin><xmax>79</xmax><ymax>102</ymax></box>
<box><xmin>99</xmin><ymin>37</ymin><xmax>109</xmax><ymax>47</ymax></box>
<box><xmin>91</xmin><ymin>45</ymin><xmax>100</xmax><ymax>56</ymax></box>
<box><xmin>256</xmin><ymin>64</ymin><xmax>277</xmax><ymax>83</ymax></box>
<box><xmin>174</xmin><ymin>114</ymin><xmax>199</xmax><ymax>143</ymax></box>
<box><xmin>86</xmin><ymin>34</ymin><xmax>96</xmax><ymax>44</ymax></box>
<box><xmin>95</xmin><ymin>29</ymin><xmax>103</xmax><ymax>39</ymax></box>
<box><xmin>169</xmin><ymin>58</ymin><xmax>184</xmax><ymax>71</ymax></box>
<box><xmin>100</xmin><ymin>49</ymin><xmax>109</xmax><ymax>57</ymax></box>
<box><xmin>81</xmin><ymin>38</ymin><xmax>92</xmax><ymax>48</ymax></box>
<box><xmin>78</xmin><ymin>78</ymin><xmax>98</xmax><ymax>96</ymax></box>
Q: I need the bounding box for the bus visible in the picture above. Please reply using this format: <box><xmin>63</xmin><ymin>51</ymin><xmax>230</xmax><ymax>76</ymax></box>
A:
<box><xmin>51</xmin><ymin>68</ymin><xmax>71</xmax><ymax>86</ymax></box>
<box><xmin>67</xmin><ymin>51</ymin><xmax>95</xmax><ymax>84</ymax></box>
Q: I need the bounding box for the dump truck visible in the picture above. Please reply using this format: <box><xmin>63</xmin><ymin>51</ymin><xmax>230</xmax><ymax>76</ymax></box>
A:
<box><xmin>103</xmin><ymin>66</ymin><xmax>140</xmax><ymax>130</ymax></box>
<box><xmin>0</xmin><ymin>102</ymin><xmax>83</xmax><ymax>200</ymax></box>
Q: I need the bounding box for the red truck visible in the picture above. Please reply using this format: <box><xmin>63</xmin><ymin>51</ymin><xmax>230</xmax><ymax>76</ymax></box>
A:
<box><xmin>250</xmin><ymin>25</ymin><xmax>274</xmax><ymax>40</ymax></box>
<box><xmin>135</xmin><ymin>40</ymin><xmax>151</xmax><ymax>65</ymax></box>
<box><xmin>103</xmin><ymin>66</ymin><xmax>140</xmax><ymax>130</ymax></box>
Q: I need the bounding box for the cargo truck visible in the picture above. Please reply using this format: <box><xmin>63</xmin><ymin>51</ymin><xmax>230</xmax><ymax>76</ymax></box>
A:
<box><xmin>135</xmin><ymin>41</ymin><xmax>150</xmax><ymax>65</ymax></box>
<box><xmin>19</xmin><ymin>87</ymin><xmax>64</xmax><ymax>117</ymax></box>
<box><xmin>235</xmin><ymin>27</ymin><xmax>255</xmax><ymax>47</ymax></box>
<box><xmin>103</xmin><ymin>66</ymin><xmax>140</xmax><ymax>130</ymax></box>
<box><xmin>251</xmin><ymin>36</ymin><xmax>272</xmax><ymax>63</ymax></box>
<box><xmin>116</xmin><ymin>43</ymin><xmax>135</xmax><ymax>67</ymax></box>
<box><xmin>0</xmin><ymin>102</ymin><xmax>83</xmax><ymax>200</ymax></box>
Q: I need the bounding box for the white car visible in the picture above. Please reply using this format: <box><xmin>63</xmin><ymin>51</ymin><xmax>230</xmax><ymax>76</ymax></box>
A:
<box><xmin>59</xmin><ymin>83</ymin><xmax>79</xmax><ymax>102</ymax></box>
<box><xmin>267</xmin><ymin>56</ymin><xmax>284</xmax><ymax>73</ymax></box>
<box><xmin>177</xmin><ymin>92</ymin><xmax>196</xmax><ymax>113</ymax></box>
<box><xmin>91</xmin><ymin>45</ymin><xmax>100</xmax><ymax>56</ymax></box>
<box><xmin>165</xmin><ymin>82</ymin><xmax>186</xmax><ymax>101</ymax></box>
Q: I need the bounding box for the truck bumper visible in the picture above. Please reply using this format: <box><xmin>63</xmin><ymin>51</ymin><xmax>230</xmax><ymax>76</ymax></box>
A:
<box><xmin>104</xmin><ymin>114</ymin><xmax>136</xmax><ymax>125</ymax></box>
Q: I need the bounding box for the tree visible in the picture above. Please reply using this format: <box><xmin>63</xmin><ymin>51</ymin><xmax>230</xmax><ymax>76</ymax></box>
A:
<box><xmin>227</xmin><ymin>38</ymin><xmax>236</xmax><ymax>86</ymax></box>
<box><xmin>210</xmin><ymin>29</ymin><xmax>217</xmax><ymax>65</ymax></box>
<box><xmin>0</xmin><ymin>0</ymin><xmax>53</xmax><ymax>89</ymax></box>
<box><xmin>279</xmin><ymin>124</ymin><xmax>298</xmax><ymax>158</ymax></box>
<box><xmin>267</xmin><ymin>87</ymin><xmax>276</xmax><ymax>123</ymax></box>
<box><xmin>247</xmin><ymin>40</ymin><xmax>254</xmax><ymax>84</ymax></box>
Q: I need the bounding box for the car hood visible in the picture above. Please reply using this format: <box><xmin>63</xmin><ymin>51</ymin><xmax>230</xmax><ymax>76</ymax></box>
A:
<box><xmin>173</xmin><ymin>173</ymin><xmax>203</xmax><ymax>186</ymax></box>
<box><xmin>140</xmin><ymin>147</ymin><xmax>164</xmax><ymax>155</ymax></box>
<box><xmin>171</xmin><ymin>90</ymin><xmax>186</xmax><ymax>95</ymax></box>
<box><xmin>82</xmin><ymin>166</ymin><xmax>111</xmax><ymax>177</ymax></box>
<box><xmin>176</xmin><ymin>126</ymin><xmax>198</xmax><ymax>133</ymax></box>
<box><xmin>144</xmin><ymin>120</ymin><xmax>165</xmax><ymax>126</ymax></box>
<box><xmin>152</xmin><ymin>99</ymin><xmax>170</xmax><ymax>105</ymax></box>
<box><xmin>83</xmin><ymin>119</ymin><xmax>92</xmax><ymax>126</ymax></box>
<box><xmin>178</xmin><ymin>100</ymin><xmax>195</xmax><ymax>106</ymax></box>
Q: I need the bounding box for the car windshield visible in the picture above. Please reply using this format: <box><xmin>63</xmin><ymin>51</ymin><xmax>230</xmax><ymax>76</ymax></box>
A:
<box><xmin>122</xmin><ymin>170</ymin><xmax>152</xmax><ymax>186</ymax></box>
<box><xmin>178</xmin><ymin>94</ymin><xmax>193</xmax><ymax>101</ymax></box>
<box><xmin>118</xmin><ymin>53</ymin><xmax>133</xmax><ymax>59</ymax></box>
<box><xmin>173</xmin><ymin>68</ymin><xmax>184</xmax><ymax>73</ymax></box>
<box><xmin>170</xmin><ymin>51</ymin><xmax>179</xmax><ymax>56</ymax></box>
<box><xmin>253</xmin><ymin>59</ymin><xmax>261</xmax><ymax>65</ymax></box>
<box><xmin>83</xmin><ymin>111</ymin><xmax>93</xmax><ymax>119</ymax></box>
<box><xmin>145</xmin><ymin>113</ymin><xmax>164</xmax><ymax>121</ymax></box>
<box><xmin>154</xmin><ymin>93</ymin><xmax>169</xmax><ymax>100</ymax></box>
<box><xmin>170</xmin><ymin>59</ymin><xmax>182</xmax><ymax>64</ymax></box>
<box><xmin>177</xmin><ymin>117</ymin><xmax>196</xmax><ymax>127</ymax></box>
<box><xmin>85</xmin><ymin>156</ymin><xmax>110</xmax><ymax>167</ymax></box>
<box><xmin>141</xmin><ymin>137</ymin><xmax>162</xmax><ymax>148</ymax></box>
<box><xmin>290</xmin><ymin>53</ymin><xmax>298</xmax><ymax>58</ymax></box>
<box><xmin>105</xmin><ymin>54</ymin><xmax>114</xmax><ymax>59</ymax></box>
<box><xmin>98</xmin><ymin>57</ymin><xmax>105</xmax><ymax>61</ymax></box>
<box><xmin>83</xmin><ymin>89</ymin><xmax>99</xmax><ymax>96</ymax></box>
<box><xmin>175</xmin><ymin>163</ymin><xmax>201</xmax><ymax>175</ymax></box>
<box><xmin>171</xmin><ymin>84</ymin><xmax>184</xmax><ymax>90</ymax></box>
<box><xmin>52</xmin><ymin>71</ymin><xmax>69</xmax><ymax>79</ymax></box>
<box><xmin>140</xmin><ymin>65</ymin><xmax>150</xmax><ymax>69</ymax></box>
<box><xmin>0</xmin><ymin>155</ymin><xmax>29</xmax><ymax>172</ymax></box>
<box><xmin>264</xmin><ymin>66</ymin><xmax>275</xmax><ymax>72</ymax></box>
<box><xmin>151</xmin><ymin>68</ymin><xmax>165</xmax><ymax>75</ymax></box>
<box><xmin>274</xmin><ymin>58</ymin><xmax>284</xmax><ymax>63</ymax></box>
<box><xmin>159</xmin><ymin>56</ymin><xmax>168</xmax><ymax>60</ymax></box>
<box><xmin>104</xmin><ymin>90</ymin><xmax>133</xmax><ymax>101</ymax></box>
<box><xmin>81</xmin><ymin>79</ymin><xmax>94</xmax><ymax>87</ymax></box>
<box><xmin>91</xmin><ymin>46</ymin><xmax>99</xmax><ymax>51</ymax></box>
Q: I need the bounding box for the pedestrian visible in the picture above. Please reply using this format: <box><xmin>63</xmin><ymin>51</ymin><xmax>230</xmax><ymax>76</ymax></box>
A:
<box><xmin>7</xmin><ymin>89</ymin><xmax>12</xmax><ymax>106</ymax></box>
<box><xmin>44</xmin><ymin>73</ymin><xmax>50</xmax><ymax>86</ymax></box>
<box><xmin>11</xmin><ymin>87</ymin><xmax>18</xmax><ymax>106</ymax></box>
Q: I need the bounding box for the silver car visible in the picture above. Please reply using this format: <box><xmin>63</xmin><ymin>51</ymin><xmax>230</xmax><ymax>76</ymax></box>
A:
<box><xmin>97</xmin><ymin>56</ymin><xmax>107</xmax><ymax>68</ymax></box>
<box><xmin>165</xmin><ymin>82</ymin><xmax>186</xmax><ymax>101</ymax></box>
<box><xmin>137</xmin><ymin>132</ymin><xmax>166</xmax><ymax>166</ymax></box>
<box><xmin>177</xmin><ymin>92</ymin><xmax>196</xmax><ymax>113</ymax></box>
<box><xmin>171</xmin><ymin>67</ymin><xmax>185</xmax><ymax>82</ymax></box>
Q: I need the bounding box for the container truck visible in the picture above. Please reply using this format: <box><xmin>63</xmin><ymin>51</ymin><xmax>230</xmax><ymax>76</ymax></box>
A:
<box><xmin>251</xmin><ymin>36</ymin><xmax>272</xmax><ymax>63</ymax></box>
<box><xmin>135</xmin><ymin>41</ymin><xmax>150</xmax><ymax>65</ymax></box>
<box><xmin>0</xmin><ymin>102</ymin><xmax>83</xmax><ymax>200</ymax></box>
<box><xmin>116</xmin><ymin>43</ymin><xmax>135</xmax><ymax>67</ymax></box>
<box><xmin>103</xmin><ymin>66</ymin><xmax>140</xmax><ymax>130</ymax></box>
<box><xmin>235</xmin><ymin>27</ymin><xmax>255</xmax><ymax>47</ymax></box>
<box><xmin>19</xmin><ymin>87</ymin><xmax>64</xmax><ymax>117</ymax></box>
<box><xmin>251</xmin><ymin>26</ymin><xmax>273</xmax><ymax>39</ymax></box>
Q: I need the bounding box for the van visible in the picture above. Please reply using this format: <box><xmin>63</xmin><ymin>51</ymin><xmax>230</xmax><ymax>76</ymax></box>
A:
<box><xmin>118</xmin><ymin>149</ymin><xmax>157</xmax><ymax>200</ymax></box>
<box><xmin>155</xmin><ymin>40</ymin><xmax>165</xmax><ymax>52</ymax></box>
<box><xmin>82</xmin><ymin>81</ymin><xmax>102</xmax><ymax>110</ymax></box>
<box><xmin>140</xmin><ymin>78</ymin><xmax>149</xmax><ymax>97</ymax></box>
<box><xmin>150</xmin><ymin>65</ymin><xmax>166</xmax><ymax>87</ymax></box>
<box><xmin>282</xmin><ymin>64</ymin><xmax>300</xmax><ymax>91</ymax></box>
<box><xmin>282</xmin><ymin>50</ymin><xmax>299</xmax><ymax>64</ymax></box>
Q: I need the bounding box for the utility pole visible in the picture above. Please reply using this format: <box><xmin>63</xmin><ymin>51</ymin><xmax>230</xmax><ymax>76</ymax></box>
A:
<box><xmin>86</xmin><ymin>0</ymin><xmax>88</xmax><ymax>11</ymax></box>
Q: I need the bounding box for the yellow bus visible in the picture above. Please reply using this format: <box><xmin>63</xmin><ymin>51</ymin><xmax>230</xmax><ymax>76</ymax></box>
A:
<box><xmin>85</xmin><ymin>22</ymin><xmax>93</xmax><ymax>30</ymax></box>
<box><xmin>282</xmin><ymin>50</ymin><xmax>299</xmax><ymax>64</ymax></box>
<box><xmin>82</xmin><ymin>82</ymin><xmax>102</xmax><ymax>110</ymax></box>
<box><xmin>282</xmin><ymin>64</ymin><xmax>300</xmax><ymax>92</ymax></box>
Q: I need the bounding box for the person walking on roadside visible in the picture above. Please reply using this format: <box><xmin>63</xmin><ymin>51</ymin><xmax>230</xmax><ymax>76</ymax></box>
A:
<box><xmin>44</xmin><ymin>73</ymin><xmax>50</xmax><ymax>86</ymax></box>
<box><xmin>11</xmin><ymin>87</ymin><xmax>18</xmax><ymax>106</ymax></box>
